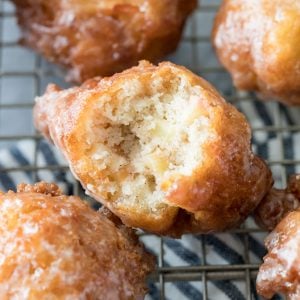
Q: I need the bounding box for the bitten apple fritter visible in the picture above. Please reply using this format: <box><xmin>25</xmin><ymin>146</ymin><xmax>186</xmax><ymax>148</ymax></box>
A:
<box><xmin>34</xmin><ymin>61</ymin><xmax>272</xmax><ymax>237</ymax></box>
<box><xmin>11</xmin><ymin>0</ymin><xmax>196</xmax><ymax>83</ymax></box>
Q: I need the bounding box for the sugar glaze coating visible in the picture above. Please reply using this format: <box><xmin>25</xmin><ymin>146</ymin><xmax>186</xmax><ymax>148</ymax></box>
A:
<box><xmin>0</xmin><ymin>182</ymin><xmax>154</xmax><ymax>299</ymax></box>
<box><xmin>212</xmin><ymin>0</ymin><xmax>300</xmax><ymax>105</ymax></box>
<box><xmin>257</xmin><ymin>208</ymin><xmax>300</xmax><ymax>299</ymax></box>
<box><xmin>12</xmin><ymin>0</ymin><xmax>196</xmax><ymax>83</ymax></box>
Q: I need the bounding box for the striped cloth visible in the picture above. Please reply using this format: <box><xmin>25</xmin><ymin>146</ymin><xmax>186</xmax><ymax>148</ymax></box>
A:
<box><xmin>1</xmin><ymin>95</ymin><xmax>299</xmax><ymax>299</ymax></box>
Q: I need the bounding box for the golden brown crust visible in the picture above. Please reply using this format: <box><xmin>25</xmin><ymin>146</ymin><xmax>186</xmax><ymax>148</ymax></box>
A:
<box><xmin>212</xmin><ymin>0</ymin><xmax>300</xmax><ymax>105</ymax></box>
<box><xmin>256</xmin><ymin>209</ymin><xmax>300</xmax><ymax>299</ymax></box>
<box><xmin>12</xmin><ymin>0</ymin><xmax>196</xmax><ymax>83</ymax></box>
<box><xmin>254</xmin><ymin>174</ymin><xmax>300</xmax><ymax>231</ymax></box>
<box><xmin>0</xmin><ymin>182</ymin><xmax>154</xmax><ymax>299</ymax></box>
<box><xmin>34</xmin><ymin>61</ymin><xmax>273</xmax><ymax>236</ymax></box>
<box><xmin>17</xmin><ymin>181</ymin><xmax>63</xmax><ymax>196</ymax></box>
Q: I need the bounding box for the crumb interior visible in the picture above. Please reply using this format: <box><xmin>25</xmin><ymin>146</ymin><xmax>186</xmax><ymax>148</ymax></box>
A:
<box><xmin>86</xmin><ymin>72</ymin><xmax>215</xmax><ymax>213</ymax></box>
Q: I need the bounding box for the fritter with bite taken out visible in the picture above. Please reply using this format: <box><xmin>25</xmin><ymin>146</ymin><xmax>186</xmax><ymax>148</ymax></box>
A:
<box><xmin>34</xmin><ymin>61</ymin><xmax>273</xmax><ymax>237</ymax></box>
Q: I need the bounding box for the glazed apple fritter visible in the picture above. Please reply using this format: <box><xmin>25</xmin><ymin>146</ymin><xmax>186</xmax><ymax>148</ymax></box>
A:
<box><xmin>12</xmin><ymin>0</ymin><xmax>196</xmax><ymax>83</ymax></box>
<box><xmin>212</xmin><ymin>0</ymin><xmax>300</xmax><ymax>105</ymax></box>
<box><xmin>0</xmin><ymin>182</ymin><xmax>154</xmax><ymax>299</ymax></box>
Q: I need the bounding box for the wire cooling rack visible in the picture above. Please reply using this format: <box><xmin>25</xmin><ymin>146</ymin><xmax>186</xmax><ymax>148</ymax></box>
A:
<box><xmin>1</xmin><ymin>0</ymin><xmax>300</xmax><ymax>299</ymax></box>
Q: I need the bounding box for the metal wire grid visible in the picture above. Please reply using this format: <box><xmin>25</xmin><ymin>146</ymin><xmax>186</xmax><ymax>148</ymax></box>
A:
<box><xmin>0</xmin><ymin>0</ymin><xmax>299</xmax><ymax>299</ymax></box>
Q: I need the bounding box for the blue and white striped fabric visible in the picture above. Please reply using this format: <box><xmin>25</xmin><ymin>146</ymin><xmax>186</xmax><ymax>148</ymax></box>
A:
<box><xmin>2</xmin><ymin>94</ymin><xmax>300</xmax><ymax>299</ymax></box>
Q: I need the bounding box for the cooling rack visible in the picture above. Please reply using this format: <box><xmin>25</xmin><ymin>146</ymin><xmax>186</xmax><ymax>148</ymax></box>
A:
<box><xmin>1</xmin><ymin>0</ymin><xmax>300</xmax><ymax>299</ymax></box>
